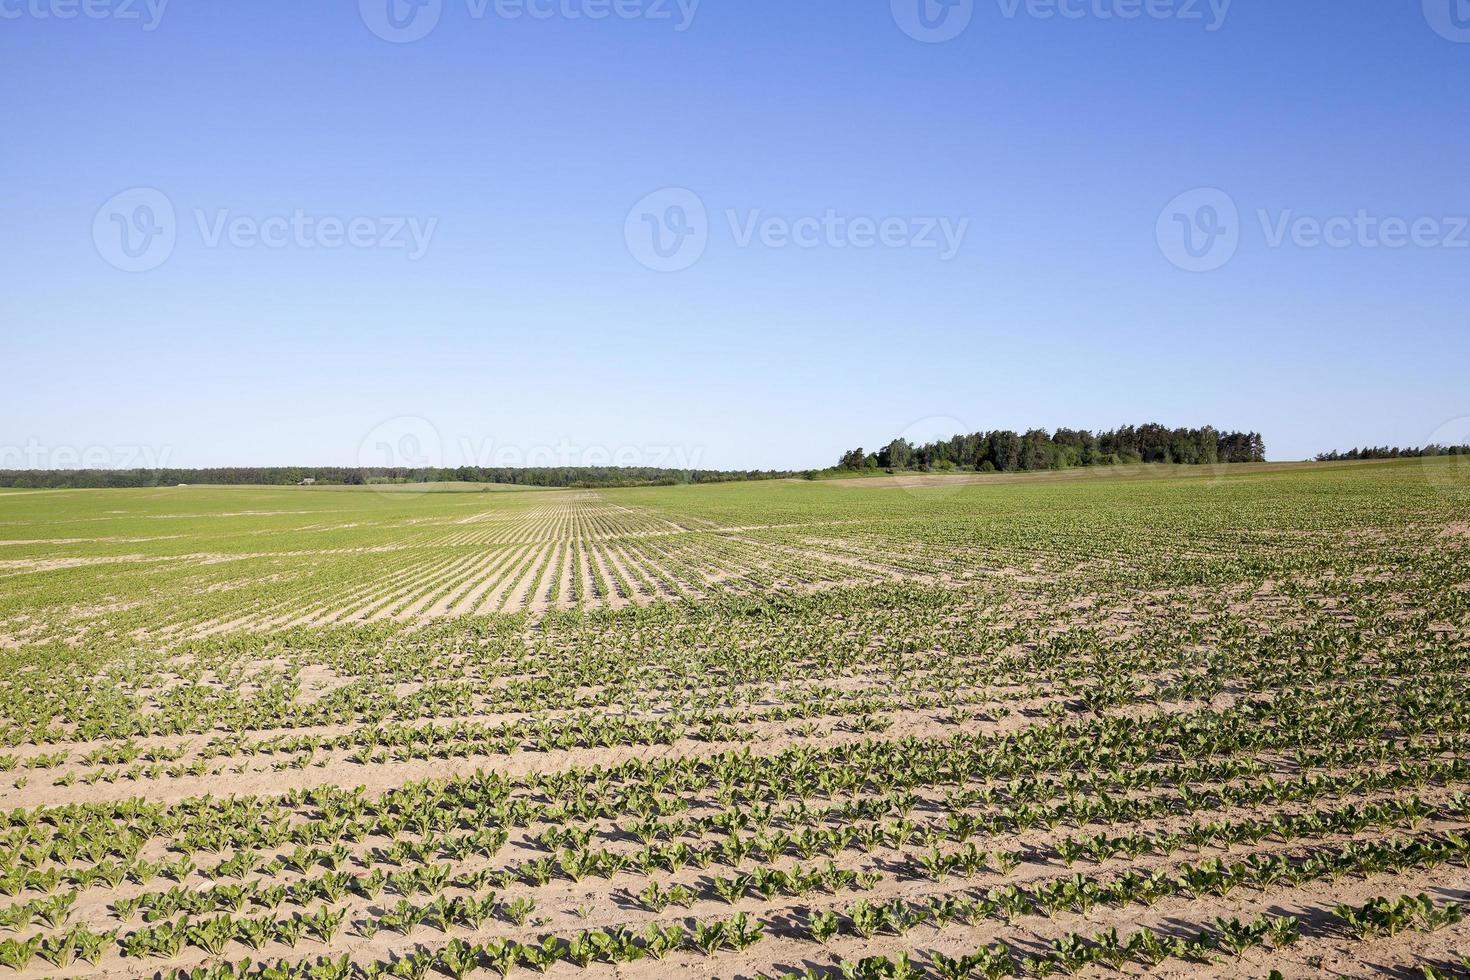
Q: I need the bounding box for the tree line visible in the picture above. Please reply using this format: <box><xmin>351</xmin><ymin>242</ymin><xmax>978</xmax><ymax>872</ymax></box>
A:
<box><xmin>836</xmin><ymin>424</ymin><xmax>1266</xmax><ymax>473</ymax></box>
<box><xmin>1315</xmin><ymin>444</ymin><xmax>1470</xmax><ymax>462</ymax></box>
<box><xmin>0</xmin><ymin>466</ymin><xmax>795</xmax><ymax>490</ymax></box>
<box><xmin>0</xmin><ymin>424</ymin><xmax>1274</xmax><ymax>490</ymax></box>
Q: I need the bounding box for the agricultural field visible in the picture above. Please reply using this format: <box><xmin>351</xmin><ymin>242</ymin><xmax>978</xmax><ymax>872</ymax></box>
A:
<box><xmin>0</xmin><ymin>458</ymin><xmax>1467</xmax><ymax>979</ymax></box>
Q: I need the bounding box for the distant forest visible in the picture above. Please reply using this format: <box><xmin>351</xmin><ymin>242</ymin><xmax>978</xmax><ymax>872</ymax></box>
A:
<box><xmin>0</xmin><ymin>425</ymin><xmax>1273</xmax><ymax>489</ymax></box>
<box><xmin>836</xmin><ymin>424</ymin><xmax>1266</xmax><ymax>473</ymax></box>
<box><xmin>1315</xmin><ymin>445</ymin><xmax>1470</xmax><ymax>462</ymax></box>
<box><xmin>0</xmin><ymin>467</ymin><xmax>794</xmax><ymax>490</ymax></box>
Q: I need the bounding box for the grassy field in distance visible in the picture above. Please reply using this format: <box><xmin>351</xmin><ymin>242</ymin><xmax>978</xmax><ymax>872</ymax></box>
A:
<box><xmin>0</xmin><ymin>457</ymin><xmax>1466</xmax><ymax>978</ymax></box>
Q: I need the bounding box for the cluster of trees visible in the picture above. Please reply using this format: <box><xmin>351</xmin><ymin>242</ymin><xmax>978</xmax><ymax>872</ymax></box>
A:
<box><xmin>1316</xmin><ymin>444</ymin><xmax>1470</xmax><ymax>462</ymax></box>
<box><xmin>0</xmin><ymin>467</ymin><xmax>794</xmax><ymax>490</ymax></box>
<box><xmin>837</xmin><ymin>424</ymin><xmax>1266</xmax><ymax>473</ymax></box>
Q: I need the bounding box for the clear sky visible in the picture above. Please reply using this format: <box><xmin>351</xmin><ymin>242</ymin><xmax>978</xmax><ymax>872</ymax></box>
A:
<box><xmin>4</xmin><ymin>0</ymin><xmax>1468</xmax><ymax>470</ymax></box>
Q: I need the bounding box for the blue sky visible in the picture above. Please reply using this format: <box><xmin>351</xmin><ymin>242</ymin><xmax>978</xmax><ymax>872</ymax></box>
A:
<box><xmin>3</xmin><ymin>0</ymin><xmax>1468</xmax><ymax>470</ymax></box>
